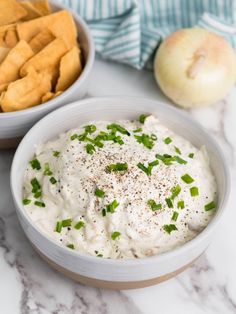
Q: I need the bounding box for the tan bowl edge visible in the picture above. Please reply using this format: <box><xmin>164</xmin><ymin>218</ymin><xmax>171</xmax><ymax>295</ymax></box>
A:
<box><xmin>0</xmin><ymin>137</ymin><xmax>22</xmax><ymax>149</ymax></box>
<box><xmin>33</xmin><ymin>244</ymin><xmax>200</xmax><ymax>290</ymax></box>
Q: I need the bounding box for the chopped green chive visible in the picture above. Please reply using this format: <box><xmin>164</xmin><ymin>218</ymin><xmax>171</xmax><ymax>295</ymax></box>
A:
<box><xmin>156</xmin><ymin>153</ymin><xmax>173</xmax><ymax>165</ymax></box>
<box><xmin>174</xmin><ymin>156</ymin><xmax>187</xmax><ymax>165</ymax></box>
<box><xmin>72</xmin><ymin>131</ymin><xmax>104</xmax><ymax>149</ymax></box>
<box><xmin>30</xmin><ymin>159</ymin><xmax>41</xmax><ymax>170</ymax></box>
<box><xmin>43</xmin><ymin>163</ymin><xmax>53</xmax><ymax>176</ymax></box>
<box><xmin>148</xmin><ymin>160</ymin><xmax>159</xmax><ymax>167</ymax></box>
<box><xmin>102</xmin><ymin>200</ymin><xmax>119</xmax><ymax>217</ymax></box>
<box><xmin>74</xmin><ymin>221</ymin><xmax>85</xmax><ymax>230</ymax></box>
<box><xmin>135</xmin><ymin>134</ymin><xmax>155</xmax><ymax>149</ymax></box>
<box><xmin>204</xmin><ymin>201</ymin><xmax>216</xmax><ymax>211</ymax></box>
<box><xmin>84</xmin><ymin>124</ymin><xmax>97</xmax><ymax>134</ymax></box>
<box><xmin>137</xmin><ymin>162</ymin><xmax>152</xmax><ymax>176</ymax></box>
<box><xmin>113</xmin><ymin>135</ymin><xmax>124</xmax><ymax>145</ymax></box>
<box><xmin>102</xmin><ymin>200</ymin><xmax>119</xmax><ymax>216</ymax></box>
<box><xmin>31</xmin><ymin>177</ymin><xmax>41</xmax><ymax>193</ymax></box>
<box><xmin>188</xmin><ymin>153</ymin><xmax>194</xmax><ymax>158</ymax></box>
<box><xmin>164</xmin><ymin>137</ymin><xmax>172</xmax><ymax>145</ymax></box>
<box><xmin>139</xmin><ymin>114</ymin><xmax>148</xmax><ymax>124</ymax></box>
<box><xmin>107</xmin><ymin>123</ymin><xmax>130</xmax><ymax>136</ymax></box>
<box><xmin>95</xmin><ymin>188</ymin><xmax>105</xmax><ymax>198</ymax></box>
<box><xmin>147</xmin><ymin>199</ymin><xmax>162</xmax><ymax>211</ymax></box>
<box><xmin>76</xmin><ymin>133</ymin><xmax>104</xmax><ymax>148</ymax></box>
<box><xmin>34</xmin><ymin>201</ymin><xmax>45</xmax><ymax>207</ymax></box>
<box><xmin>55</xmin><ymin>219</ymin><xmax>72</xmax><ymax>232</ymax></box>
<box><xmin>151</xmin><ymin>134</ymin><xmax>157</xmax><ymax>141</ymax></box>
<box><xmin>106</xmin><ymin>200</ymin><xmax>119</xmax><ymax>213</ymax></box>
<box><xmin>171</xmin><ymin>211</ymin><xmax>179</xmax><ymax>221</ymax></box>
<box><xmin>23</xmin><ymin>199</ymin><xmax>31</xmax><ymax>205</ymax></box>
<box><xmin>190</xmin><ymin>187</ymin><xmax>199</xmax><ymax>197</ymax></box>
<box><xmin>95</xmin><ymin>131</ymin><xmax>124</xmax><ymax>145</ymax></box>
<box><xmin>50</xmin><ymin>177</ymin><xmax>57</xmax><ymax>185</ymax></box>
<box><xmin>174</xmin><ymin>146</ymin><xmax>181</xmax><ymax>155</ymax></box>
<box><xmin>95</xmin><ymin>250</ymin><xmax>103</xmax><ymax>257</ymax></box>
<box><xmin>55</xmin><ymin>221</ymin><xmax>63</xmax><ymax>233</ymax></box>
<box><xmin>177</xmin><ymin>200</ymin><xmax>185</xmax><ymax>209</ymax></box>
<box><xmin>53</xmin><ymin>151</ymin><xmax>60</xmax><ymax>157</ymax></box>
<box><xmin>181</xmin><ymin>173</ymin><xmax>194</xmax><ymax>184</ymax></box>
<box><xmin>94</xmin><ymin>140</ymin><xmax>104</xmax><ymax>148</ymax></box>
<box><xmin>85</xmin><ymin>143</ymin><xmax>96</xmax><ymax>155</ymax></box>
<box><xmin>33</xmin><ymin>191</ymin><xmax>42</xmax><ymax>199</ymax></box>
<box><xmin>77</xmin><ymin>133</ymin><xmax>87</xmax><ymax>141</ymax></box>
<box><xmin>62</xmin><ymin>219</ymin><xmax>72</xmax><ymax>227</ymax></box>
<box><xmin>95</xmin><ymin>131</ymin><xmax>109</xmax><ymax>140</ymax></box>
<box><xmin>165</xmin><ymin>198</ymin><xmax>173</xmax><ymax>208</ymax></box>
<box><xmin>171</xmin><ymin>185</ymin><xmax>181</xmax><ymax>199</ymax></box>
<box><xmin>133</xmin><ymin>128</ymin><xmax>142</xmax><ymax>133</ymax></box>
<box><xmin>156</xmin><ymin>154</ymin><xmax>187</xmax><ymax>166</ymax></box>
<box><xmin>106</xmin><ymin>163</ymin><xmax>128</xmax><ymax>173</ymax></box>
<box><xmin>67</xmin><ymin>244</ymin><xmax>75</xmax><ymax>250</ymax></box>
<box><xmin>163</xmin><ymin>224</ymin><xmax>178</xmax><ymax>234</ymax></box>
<box><xmin>70</xmin><ymin>133</ymin><xmax>78</xmax><ymax>140</ymax></box>
<box><xmin>111</xmin><ymin>231</ymin><xmax>121</xmax><ymax>240</ymax></box>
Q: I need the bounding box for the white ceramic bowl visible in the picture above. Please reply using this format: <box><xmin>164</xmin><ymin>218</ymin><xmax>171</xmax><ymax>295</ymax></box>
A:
<box><xmin>0</xmin><ymin>0</ymin><xmax>94</xmax><ymax>148</ymax></box>
<box><xmin>11</xmin><ymin>97</ymin><xmax>230</xmax><ymax>289</ymax></box>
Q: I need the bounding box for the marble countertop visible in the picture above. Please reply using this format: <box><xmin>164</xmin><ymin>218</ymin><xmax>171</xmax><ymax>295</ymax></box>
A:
<box><xmin>1</xmin><ymin>57</ymin><xmax>236</xmax><ymax>314</ymax></box>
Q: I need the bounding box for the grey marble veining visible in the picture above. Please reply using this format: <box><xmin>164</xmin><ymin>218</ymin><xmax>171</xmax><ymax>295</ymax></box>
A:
<box><xmin>1</xmin><ymin>58</ymin><xmax>236</xmax><ymax>314</ymax></box>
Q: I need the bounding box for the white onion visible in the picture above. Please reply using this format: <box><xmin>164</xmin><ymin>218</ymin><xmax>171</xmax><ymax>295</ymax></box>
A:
<box><xmin>154</xmin><ymin>28</ymin><xmax>236</xmax><ymax>108</ymax></box>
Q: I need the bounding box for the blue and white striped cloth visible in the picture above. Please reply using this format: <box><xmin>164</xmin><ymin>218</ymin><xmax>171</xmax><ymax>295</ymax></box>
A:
<box><xmin>60</xmin><ymin>0</ymin><xmax>236</xmax><ymax>69</ymax></box>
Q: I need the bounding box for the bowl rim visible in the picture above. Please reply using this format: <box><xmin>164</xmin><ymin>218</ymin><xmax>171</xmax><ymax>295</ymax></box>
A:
<box><xmin>0</xmin><ymin>0</ymin><xmax>95</xmax><ymax>118</ymax></box>
<box><xmin>10</xmin><ymin>96</ymin><xmax>231</xmax><ymax>266</ymax></box>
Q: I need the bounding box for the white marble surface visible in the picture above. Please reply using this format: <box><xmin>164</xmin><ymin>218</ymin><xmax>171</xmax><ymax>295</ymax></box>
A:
<box><xmin>1</xmin><ymin>57</ymin><xmax>236</xmax><ymax>314</ymax></box>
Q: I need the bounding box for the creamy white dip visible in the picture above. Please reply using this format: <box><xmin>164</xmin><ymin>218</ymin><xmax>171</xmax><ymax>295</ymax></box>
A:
<box><xmin>23</xmin><ymin>115</ymin><xmax>217</xmax><ymax>259</ymax></box>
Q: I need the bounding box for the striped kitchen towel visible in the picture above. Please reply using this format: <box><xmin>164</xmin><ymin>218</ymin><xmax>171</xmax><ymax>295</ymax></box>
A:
<box><xmin>60</xmin><ymin>0</ymin><xmax>236</xmax><ymax>69</ymax></box>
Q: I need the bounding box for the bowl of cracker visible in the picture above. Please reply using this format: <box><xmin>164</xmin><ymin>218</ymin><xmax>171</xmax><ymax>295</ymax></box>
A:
<box><xmin>0</xmin><ymin>0</ymin><xmax>94</xmax><ymax>148</ymax></box>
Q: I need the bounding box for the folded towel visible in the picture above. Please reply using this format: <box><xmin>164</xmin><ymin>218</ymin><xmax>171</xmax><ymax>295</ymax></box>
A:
<box><xmin>60</xmin><ymin>0</ymin><xmax>236</xmax><ymax>69</ymax></box>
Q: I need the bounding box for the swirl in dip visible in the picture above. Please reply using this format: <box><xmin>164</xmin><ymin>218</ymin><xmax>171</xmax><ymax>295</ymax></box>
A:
<box><xmin>23</xmin><ymin>115</ymin><xmax>217</xmax><ymax>259</ymax></box>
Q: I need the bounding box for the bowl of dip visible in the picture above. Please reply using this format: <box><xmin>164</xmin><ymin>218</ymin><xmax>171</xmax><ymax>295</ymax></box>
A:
<box><xmin>0</xmin><ymin>0</ymin><xmax>94</xmax><ymax>149</ymax></box>
<box><xmin>10</xmin><ymin>96</ymin><xmax>230</xmax><ymax>289</ymax></box>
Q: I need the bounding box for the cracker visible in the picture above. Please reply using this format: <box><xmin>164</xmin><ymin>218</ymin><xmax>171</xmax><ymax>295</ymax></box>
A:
<box><xmin>20</xmin><ymin>38</ymin><xmax>68</xmax><ymax>76</ymax></box>
<box><xmin>21</xmin><ymin>1</ymin><xmax>43</xmax><ymax>21</ymax></box>
<box><xmin>0</xmin><ymin>32</ymin><xmax>6</xmax><ymax>46</ymax></box>
<box><xmin>0</xmin><ymin>82</ymin><xmax>8</xmax><ymax>92</ymax></box>
<box><xmin>0</xmin><ymin>23</ymin><xmax>15</xmax><ymax>34</ymax></box>
<box><xmin>4</xmin><ymin>29</ymin><xmax>18</xmax><ymax>48</ymax></box>
<box><xmin>17</xmin><ymin>10</ymin><xmax>77</xmax><ymax>49</ymax></box>
<box><xmin>0</xmin><ymin>40</ymin><xmax>34</xmax><ymax>85</ymax></box>
<box><xmin>0</xmin><ymin>0</ymin><xmax>27</xmax><ymax>26</ymax></box>
<box><xmin>56</xmin><ymin>46</ymin><xmax>82</xmax><ymax>92</ymax></box>
<box><xmin>42</xmin><ymin>90</ymin><xmax>62</xmax><ymax>102</ymax></box>
<box><xmin>29</xmin><ymin>28</ymin><xmax>55</xmax><ymax>53</ymax></box>
<box><xmin>31</xmin><ymin>0</ymin><xmax>51</xmax><ymax>16</ymax></box>
<box><xmin>0</xmin><ymin>67</ymin><xmax>51</xmax><ymax>112</ymax></box>
<box><xmin>0</xmin><ymin>46</ymin><xmax>10</xmax><ymax>63</ymax></box>
<box><xmin>0</xmin><ymin>23</ymin><xmax>15</xmax><ymax>46</ymax></box>
<box><xmin>45</xmin><ymin>65</ymin><xmax>60</xmax><ymax>89</ymax></box>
